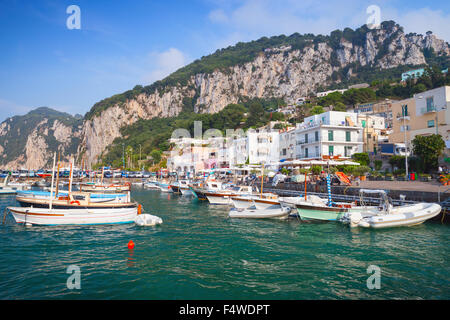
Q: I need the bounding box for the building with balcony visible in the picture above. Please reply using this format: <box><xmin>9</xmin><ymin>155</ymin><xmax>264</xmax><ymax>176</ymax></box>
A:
<box><xmin>279</xmin><ymin>127</ymin><xmax>296</xmax><ymax>160</ymax></box>
<box><xmin>294</xmin><ymin>111</ymin><xmax>363</xmax><ymax>160</ymax></box>
<box><xmin>357</xmin><ymin>114</ymin><xmax>386</xmax><ymax>154</ymax></box>
<box><xmin>247</xmin><ymin>128</ymin><xmax>280</xmax><ymax>166</ymax></box>
<box><xmin>390</xmin><ymin>86</ymin><xmax>450</xmax><ymax>148</ymax></box>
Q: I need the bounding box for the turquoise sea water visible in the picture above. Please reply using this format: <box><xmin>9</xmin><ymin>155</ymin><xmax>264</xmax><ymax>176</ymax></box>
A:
<box><xmin>0</xmin><ymin>188</ymin><xmax>449</xmax><ymax>300</ymax></box>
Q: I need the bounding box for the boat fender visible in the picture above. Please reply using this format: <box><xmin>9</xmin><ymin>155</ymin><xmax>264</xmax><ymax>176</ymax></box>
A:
<box><xmin>138</xmin><ymin>204</ymin><xmax>142</xmax><ymax>215</ymax></box>
<box><xmin>70</xmin><ymin>200</ymin><xmax>81</xmax><ymax>206</ymax></box>
<box><xmin>349</xmin><ymin>212</ymin><xmax>363</xmax><ymax>228</ymax></box>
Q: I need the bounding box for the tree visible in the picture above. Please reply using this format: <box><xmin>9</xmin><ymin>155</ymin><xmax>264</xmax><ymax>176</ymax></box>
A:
<box><xmin>352</xmin><ymin>152</ymin><xmax>370</xmax><ymax>166</ymax></box>
<box><xmin>245</xmin><ymin>101</ymin><xmax>265</xmax><ymax>127</ymax></box>
<box><xmin>310</xmin><ymin>105</ymin><xmax>324</xmax><ymax>115</ymax></box>
<box><xmin>332</xmin><ymin>102</ymin><xmax>347</xmax><ymax>112</ymax></box>
<box><xmin>374</xmin><ymin>159</ymin><xmax>382</xmax><ymax>171</ymax></box>
<box><xmin>150</xmin><ymin>149</ymin><xmax>162</xmax><ymax>165</ymax></box>
<box><xmin>412</xmin><ymin>134</ymin><xmax>446</xmax><ymax>173</ymax></box>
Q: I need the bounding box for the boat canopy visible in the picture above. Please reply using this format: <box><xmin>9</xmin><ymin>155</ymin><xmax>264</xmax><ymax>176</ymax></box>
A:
<box><xmin>359</xmin><ymin>189</ymin><xmax>387</xmax><ymax>195</ymax></box>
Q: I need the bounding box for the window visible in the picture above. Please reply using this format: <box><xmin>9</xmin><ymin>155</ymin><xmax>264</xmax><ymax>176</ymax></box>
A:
<box><xmin>305</xmin><ymin>148</ymin><xmax>309</xmax><ymax>158</ymax></box>
<box><xmin>315</xmin><ymin>146</ymin><xmax>319</xmax><ymax>157</ymax></box>
<box><xmin>427</xmin><ymin>120</ymin><xmax>435</xmax><ymax>128</ymax></box>
<box><xmin>346</xmin><ymin>131</ymin><xmax>351</xmax><ymax>142</ymax></box>
<box><xmin>305</xmin><ymin>133</ymin><xmax>308</xmax><ymax>143</ymax></box>
<box><xmin>402</xmin><ymin>104</ymin><xmax>408</xmax><ymax>116</ymax></box>
<box><xmin>328</xmin><ymin>130</ymin><xmax>334</xmax><ymax>141</ymax></box>
<box><xmin>315</xmin><ymin>131</ymin><xmax>319</xmax><ymax>142</ymax></box>
<box><xmin>329</xmin><ymin>146</ymin><xmax>334</xmax><ymax>156</ymax></box>
<box><xmin>344</xmin><ymin>146</ymin><xmax>352</xmax><ymax>157</ymax></box>
<box><xmin>426</xmin><ymin>97</ymin><xmax>434</xmax><ymax>112</ymax></box>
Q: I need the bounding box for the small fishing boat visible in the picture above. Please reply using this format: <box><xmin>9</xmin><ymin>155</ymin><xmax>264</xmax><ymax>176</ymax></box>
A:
<box><xmin>341</xmin><ymin>189</ymin><xmax>442</xmax><ymax>228</ymax></box>
<box><xmin>228</xmin><ymin>206</ymin><xmax>291</xmax><ymax>219</ymax></box>
<box><xmin>0</xmin><ymin>176</ymin><xmax>31</xmax><ymax>195</ymax></box>
<box><xmin>205</xmin><ymin>185</ymin><xmax>254</xmax><ymax>205</ymax></box>
<box><xmin>231</xmin><ymin>193</ymin><xmax>280</xmax><ymax>210</ymax></box>
<box><xmin>157</xmin><ymin>182</ymin><xmax>173</xmax><ymax>193</ymax></box>
<box><xmin>169</xmin><ymin>179</ymin><xmax>191</xmax><ymax>194</ymax></box>
<box><xmin>7</xmin><ymin>206</ymin><xmax>138</xmax><ymax>225</ymax></box>
<box><xmin>191</xmin><ymin>181</ymin><xmax>224</xmax><ymax>200</ymax></box>
<box><xmin>135</xmin><ymin>213</ymin><xmax>163</xmax><ymax>226</ymax></box>
<box><xmin>80</xmin><ymin>182</ymin><xmax>131</xmax><ymax>193</ymax></box>
<box><xmin>144</xmin><ymin>180</ymin><xmax>160</xmax><ymax>190</ymax></box>
<box><xmin>16</xmin><ymin>191</ymin><xmax>134</xmax><ymax>209</ymax></box>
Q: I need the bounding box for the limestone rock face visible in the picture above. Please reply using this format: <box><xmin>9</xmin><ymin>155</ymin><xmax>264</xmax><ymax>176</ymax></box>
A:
<box><xmin>79</xmin><ymin>24</ymin><xmax>449</xmax><ymax>166</ymax></box>
<box><xmin>1</xmin><ymin>23</ymin><xmax>449</xmax><ymax>169</ymax></box>
<box><xmin>0</xmin><ymin>108</ymin><xmax>83</xmax><ymax>169</ymax></box>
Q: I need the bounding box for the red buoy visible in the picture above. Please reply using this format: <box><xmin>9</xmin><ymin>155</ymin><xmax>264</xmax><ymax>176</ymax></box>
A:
<box><xmin>128</xmin><ymin>240</ymin><xmax>135</xmax><ymax>250</ymax></box>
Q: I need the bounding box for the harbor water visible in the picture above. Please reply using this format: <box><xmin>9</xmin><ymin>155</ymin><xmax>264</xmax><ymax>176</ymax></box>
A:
<box><xmin>0</xmin><ymin>187</ymin><xmax>449</xmax><ymax>299</ymax></box>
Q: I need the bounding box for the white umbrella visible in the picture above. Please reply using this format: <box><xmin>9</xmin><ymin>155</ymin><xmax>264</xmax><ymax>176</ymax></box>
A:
<box><xmin>340</xmin><ymin>160</ymin><xmax>360</xmax><ymax>166</ymax></box>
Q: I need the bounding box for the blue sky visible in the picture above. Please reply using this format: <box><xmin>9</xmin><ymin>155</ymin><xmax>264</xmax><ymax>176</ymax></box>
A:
<box><xmin>0</xmin><ymin>0</ymin><xmax>449</xmax><ymax>122</ymax></box>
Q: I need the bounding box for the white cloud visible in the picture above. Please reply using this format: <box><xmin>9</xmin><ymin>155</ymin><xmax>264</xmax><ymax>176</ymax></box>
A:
<box><xmin>206</xmin><ymin>0</ymin><xmax>449</xmax><ymax>50</ymax></box>
<box><xmin>144</xmin><ymin>48</ymin><xmax>188</xmax><ymax>84</ymax></box>
<box><xmin>382</xmin><ymin>7</ymin><xmax>450</xmax><ymax>42</ymax></box>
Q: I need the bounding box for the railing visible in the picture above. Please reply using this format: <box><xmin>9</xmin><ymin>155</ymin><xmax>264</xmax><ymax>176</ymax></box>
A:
<box><xmin>396</xmin><ymin>112</ymin><xmax>410</xmax><ymax>120</ymax></box>
<box><xmin>296</xmin><ymin>152</ymin><xmax>322</xmax><ymax>159</ymax></box>
<box><xmin>263</xmin><ymin>188</ymin><xmax>417</xmax><ymax>206</ymax></box>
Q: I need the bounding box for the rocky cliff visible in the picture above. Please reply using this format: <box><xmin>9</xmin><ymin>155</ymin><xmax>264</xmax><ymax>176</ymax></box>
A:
<box><xmin>0</xmin><ymin>108</ymin><xmax>82</xmax><ymax>169</ymax></box>
<box><xmin>78</xmin><ymin>22</ymin><xmax>448</xmax><ymax>166</ymax></box>
<box><xmin>1</xmin><ymin>21</ymin><xmax>449</xmax><ymax>169</ymax></box>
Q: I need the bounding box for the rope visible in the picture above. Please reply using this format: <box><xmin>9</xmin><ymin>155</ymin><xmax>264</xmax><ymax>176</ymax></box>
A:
<box><xmin>441</xmin><ymin>208</ymin><xmax>447</xmax><ymax>224</ymax></box>
<box><xmin>2</xmin><ymin>208</ymin><xmax>8</xmax><ymax>225</ymax></box>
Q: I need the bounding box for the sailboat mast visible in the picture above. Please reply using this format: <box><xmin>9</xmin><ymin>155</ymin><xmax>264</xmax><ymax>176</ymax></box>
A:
<box><xmin>49</xmin><ymin>152</ymin><xmax>56</xmax><ymax>211</ymax></box>
<box><xmin>260</xmin><ymin>164</ymin><xmax>264</xmax><ymax>196</ymax></box>
<box><xmin>68</xmin><ymin>158</ymin><xmax>74</xmax><ymax>195</ymax></box>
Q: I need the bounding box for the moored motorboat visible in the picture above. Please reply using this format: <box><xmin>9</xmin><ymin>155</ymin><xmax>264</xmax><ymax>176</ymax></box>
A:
<box><xmin>340</xmin><ymin>189</ymin><xmax>442</xmax><ymax>228</ymax></box>
<box><xmin>231</xmin><ymin>193</ymin><xmax>280</xmax><ymax>210</ymax></box>
<box><xmin>228</xmin><ymin>206</ymin><xmax>291</xmax><ymax>219</ymax></box>
<box><xmin>205</xmin><ymin>186</ymin><xmax>254</xmax><ymax>205</ymax></box>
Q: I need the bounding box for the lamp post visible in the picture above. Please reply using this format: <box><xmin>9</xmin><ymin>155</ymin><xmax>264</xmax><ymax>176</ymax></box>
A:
<box><xmin>402</xmin><ymin>104</ymin><xmax>409</xmax><ymax>181</ymax></box>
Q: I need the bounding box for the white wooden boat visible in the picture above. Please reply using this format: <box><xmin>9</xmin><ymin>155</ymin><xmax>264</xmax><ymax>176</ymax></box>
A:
<box><xmin>0</xmin><ymin>176</ymin><xmax>31</xmax><ymax>194</ymax></box>
<box><xmin>144</xmin><ymin>181</ymin><xmax>160</xmax><ymax>189</ymax></box>
<box><xmin>205</xmin><ymin>186</ymin><xmax>254</xmax><ymax>205</ymax></box>
<box><xmin>228</xmin><ymin>206</ymin><xmax>291</xmax><ymax>219</ymax></box>
<box><xmin>80</xmin><ymin>182</ymin><xmax>131</xmax><ymax>193</ymax></box>
<box><xmin>7</xmin><ymin>206</ymin><xmax>138</xmax><ymax>225</ymax></box>
<box><xmin>231</xmin><ymin>193</ymin><xmax>280</xmax><ymax>210</ymax></box>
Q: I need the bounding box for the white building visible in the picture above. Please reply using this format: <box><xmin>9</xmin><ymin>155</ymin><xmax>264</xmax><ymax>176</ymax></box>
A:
<box><xmin>247</xmin><ymin>128</ymin><xmax>280</xmax><ymax>166</ymax></box>
<box><xmin>316</xmin><ymin>89</ymin><xmax>347</xmax><ymax>98</ymax></box>
<box><xmin>294</xmin><ymin>111</ymin><xmax>363</xmax><ymax>159</ymax></box>
<box><xmin>279</xmin><ymin>127</ymin><xmax>296</xmax><ymax>160</ymax></box>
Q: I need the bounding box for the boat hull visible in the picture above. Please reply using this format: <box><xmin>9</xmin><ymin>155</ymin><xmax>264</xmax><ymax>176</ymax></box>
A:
<box><xmin>231</xmin><ymin>196</ymin><xmax>279</xmax><ymax>210</ymax></box>
<box><xmin>296</xmin><ymin>204</ymin><xmax>348</xmax><ymax>221</ymax></box>
<box><xmin>180</xmin><ymin>187</ymin><xmax>194</xmax><ymax>196</ymax></box>
<box><xmin>229</xmin><ymin>206</ymin><xmax>291</xmax><ymax>219</ymax></box>
<box><xmin>8</xmin><ymin>207</ymin><xmax>137</xmax><ymax>225</ymax></box>
<box><xmin>346</xmin><ymin>203</ymin><xmax>442</xmax><ymax>228</ymax></box>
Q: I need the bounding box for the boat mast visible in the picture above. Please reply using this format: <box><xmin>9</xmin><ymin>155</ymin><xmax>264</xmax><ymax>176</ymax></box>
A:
<box><xmin>49</xmin><ymin>152</ymin><xmax>56</xmax><ymax>211</ymax></box>
<box><xmin>68</xmin><ymin>158</ymin><xmax>74</xmax><ymax>196</ymax></box>
<box><xmin>55</xmin><ymin>153</ymin><xmax>60</xmax><ymax>196</ymax></box>
<box><xmin>260</xmin><ymin>163</ymin><xmax>264</xmax><ymax>196</ymax></box>
<box><xmin>304</xmin><ymin>170</ymin><xmax>307</xmax><ymax>201</ymax></box>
